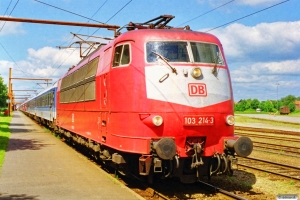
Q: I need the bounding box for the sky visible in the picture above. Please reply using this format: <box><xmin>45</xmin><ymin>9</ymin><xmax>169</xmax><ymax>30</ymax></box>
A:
<box><xmin>0</xmin><ymin>0</ymin><xmax>299</xmax><ymax>103</ymax></box>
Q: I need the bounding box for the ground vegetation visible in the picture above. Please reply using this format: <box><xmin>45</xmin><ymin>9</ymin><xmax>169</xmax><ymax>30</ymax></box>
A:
<box><xmin>0</xmin><ymin>76</ymin><xmax>8</xmax><ymax>109</ymax></box>
<box><xmin>234</xmin><ymin>95</ymin><xmax>300</xmax><ymax>113</ymax></box>
<box><xmin>0</xmin><ymin>115</ymin><xmax>11</xmax><ymax>167</ymax></box>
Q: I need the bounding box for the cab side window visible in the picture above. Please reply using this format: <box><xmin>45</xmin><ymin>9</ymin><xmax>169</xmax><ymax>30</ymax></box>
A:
<box><xmin>113</xmin><ymin>44</ymin><xmax>130</xmax><ymax>67</ymax></box>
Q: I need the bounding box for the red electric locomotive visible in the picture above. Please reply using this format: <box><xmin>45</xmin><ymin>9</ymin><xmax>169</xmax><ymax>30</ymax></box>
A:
<box><xmin>55</xmin><ymin>15</ymin><xmax>253</xmax><ymax>183</ymax></box>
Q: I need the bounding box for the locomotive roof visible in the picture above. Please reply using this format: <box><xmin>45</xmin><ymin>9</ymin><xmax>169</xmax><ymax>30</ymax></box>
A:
<box><xmin>116</xmin><ymin>28</ymin><xmax>221</xmax><ymax>44</ymax></box>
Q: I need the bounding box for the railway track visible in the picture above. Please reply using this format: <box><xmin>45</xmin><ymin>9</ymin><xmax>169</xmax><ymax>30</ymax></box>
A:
<box><xmin>139</xmin><ymin>180</ymin><xmax>248</xmax><ymax>200</ymax></box>
<box><xmin>253</xmin><ymin>141</ymin><xmax>300</xmax><ymax>157</ymax></box>
<box><xmin>196</xmin><ymin>181</ymin><xmax>248</xmax><ymax>200</ymax></box>
<box><xmin>119</xmin><ymin>170</ymin><xmax>249</xmax><ymax>200</ymax></box>
<box><xmin>235</xmin><ymin>132</ymin><xmax>300</xmax><ymax>143</ymax></box>
<box><xmin>235</xmin><ymin>126</ymin><xmax>300</xmax><ymax>157</ymax></box>
<box><xmin>108</xmin><ymin>170</ymin><xmax>249</xmax><ymax>200</ymax></box>
<box><xmin>237</xmin><ymin>156</ymin><xmax>300</xmax><ymax>181</ymax></box>
<box><xmin>235</xmin><ymin>126</ymin><xmax>300</xmax><ymax>136</ymax></box>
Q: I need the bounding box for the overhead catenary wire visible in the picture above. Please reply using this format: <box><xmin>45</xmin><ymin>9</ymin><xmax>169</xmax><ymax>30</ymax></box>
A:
<box><xmin>0</xmin><ymin>0</ymin><xmax>20</xmax><ymax>32</ymax></box>
<box><xmin>0</xmin><ymin>0</ymin><xmax>13</xmax><ymax>32</ymax></box>
<box><xmin>47</xmin><ymin>0</ymin><xmax>132</xmax><ymax>79</ymax></box>
<box><xmin>205</xmin><ymin>0</ymin><xmax>290</xmax><ymax>32</ymax></box>
<box><xmin>176</xmin><ymin>0</ymin><xmax>235</xmax><ymax>28</ymax></box>
<box><xmin>75</xmin><ymin>0</ymin><xmax>108</xmax><ymax>34</ymax></box>
<box><xmin>0</xmin><ymin>43</ymin><xmax>40</xmax><ymax>78</ymax></box>
<box><xmin>34</xmin><ymin>0</ymin><xmax>105</xmax><ymax>24</ymax></box>
<box><xmin>87</xmin><ymin>0</ymin><xmax>133</xmax><ymax>38</ymax></box>
<box><xmin>47</xmin><ymin>1</ymin><xmax>109</xmax><ymax>78</ymax></box>
<box><xmin>0</xmin><ymin>0</ymin><xmax>38</xmax><ymax>79</ymax></box>
<box><xmin>0</xmin><ymin>0</ymin><xmax>41</xmax><ymax>94</ymax></box>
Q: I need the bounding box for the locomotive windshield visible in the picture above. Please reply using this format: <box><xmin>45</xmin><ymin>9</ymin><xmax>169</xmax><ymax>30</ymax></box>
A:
<box><xmin>190</xmin><ymin>42</ymin><xmax>224</xmax><ymax>65</ymax></box>
<box><xmin>146</xmin><ymin>41</ymin><xmax>189</xmax><ymax>62</ymax></box>
<box><xmin>146</xmin><ymin>41</ymin><xmax>224</xmax><ymax>65</ymax></box>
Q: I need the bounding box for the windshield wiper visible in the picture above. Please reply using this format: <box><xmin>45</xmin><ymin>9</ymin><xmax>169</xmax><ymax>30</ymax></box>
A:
<box><xmin>212</xmin><ymin>52</ymin><xmax>221</xmax><ymax>74</ymax></box>
<box><xmin>152</xmin><ymin>51</ymin><xmax>177</xmax><ymax>75</ymax></box>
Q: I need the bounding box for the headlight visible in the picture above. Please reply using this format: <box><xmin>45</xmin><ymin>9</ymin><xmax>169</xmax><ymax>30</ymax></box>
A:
<box><xmin>226</xmin><ymin>115</ymin><xmax>235</xmax><ymax>125</ymax></box>
<box><xmin>152</xmin><ymin>115</ymin><xmax>163</xmax><ymax>126</ymax></box>
<box><xmin>191</xmin><ymin>67</ymin><xmax>202</xmax><ymax>79</ymax></box>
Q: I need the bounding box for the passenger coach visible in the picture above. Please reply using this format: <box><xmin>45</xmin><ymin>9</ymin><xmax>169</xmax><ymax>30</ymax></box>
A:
<box><xmin>21</xmin><ymin>83</ymin><xmax>57</xmax><ymax>127</ymax></box>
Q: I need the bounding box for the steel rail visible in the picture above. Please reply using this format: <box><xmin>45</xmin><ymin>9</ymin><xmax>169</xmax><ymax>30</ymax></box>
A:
<box><xmin>252</xmin><ymin>148</ymin><xmax>300</xmax><ymax>158</ymax></box>
<box><xmin>197</xmin><ymin>181</ymin><xmax>248</xmax><ymax>200</ymax></box>
<box><xmin>238</xmin><ymin>156</ymin><xmax>300</xmax><ymax>181</ymax></box>
<box><xmin>235</xmin><ymin>126</ymin><xmax>300</xmax><ymax>136</ymax></box>
<box><xmin>253</xmin><ymin>141</ymin><xmax>300</xmax><ymax>154</ymax></box>
<box><xmin>242</xmin><ymin>157</ymin><xmax>300</xmax><ymax>170</ymax></box>
<box><xmin>153</xmin><ymin>191</ymin><xmax>171</xmax><ymax>200</ymax></box>
<box><xmin>235</xmin><ymin>132</ymin><xmax>300</xmax><ymax>143</ymax></box>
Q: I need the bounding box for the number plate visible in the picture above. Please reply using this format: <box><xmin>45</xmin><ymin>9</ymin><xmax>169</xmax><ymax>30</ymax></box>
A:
<box><xmin>183</xmin><ymin>115</ymin><xmax>214</xmax><ymax>126</ymax></box>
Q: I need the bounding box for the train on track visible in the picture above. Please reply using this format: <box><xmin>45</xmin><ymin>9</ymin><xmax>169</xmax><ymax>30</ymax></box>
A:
<box><xmin>20</xmin><ymin>15</ymin><xmax>253</xmax><ymax>183</ymax></box>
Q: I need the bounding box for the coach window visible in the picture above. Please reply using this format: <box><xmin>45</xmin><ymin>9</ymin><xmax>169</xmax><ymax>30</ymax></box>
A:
<box><xmin>113</xmin><ymin>44</ymin><xmax>130</xmax><ymax>67</ymax></box>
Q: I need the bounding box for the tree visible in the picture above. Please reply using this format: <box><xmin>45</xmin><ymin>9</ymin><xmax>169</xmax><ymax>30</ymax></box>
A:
<box><xmin>250</xmin><ymin>98</ymin><xmax>260</xmax><ymax>110</ymax></box>
<box><xmin>234</xmin><ymin>102</ymin><xmax>242</xmax><ymax>111</ymax></box>
<box><xmin>280</xmin><ymin>95</ymin><xmax>296</xmax><ymax>112</ymax></box>
<box><xmin>245</xmin><ymin>99</ymin><xmax>252</xmax><ymax>110</ymax></box>
<box><xmin>0</xmin><ymin>76</ymin><xmax>8</xmax><ymax>108</ymax></box>
<box><xmin>281</xmin><ymin>95</ymin><xmax>296</xmax><ymax>106</ymax></box>
<box><xmin>260</xmin><ymin>100</ymin><xmax>274</xmax><ymax>112</ymax></box>
<box><xmin>288</xmin><ymin>102</ymin><xmax>296</xmax><ymax>112</ymax></box>
<box><xmin>237</xmin><ymin>99</ymin><xmax>247</xmax><ymax>111</ymax></box>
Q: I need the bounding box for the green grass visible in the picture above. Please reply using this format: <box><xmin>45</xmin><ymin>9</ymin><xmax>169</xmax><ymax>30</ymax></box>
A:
<box><xmin>235</xmin><ymin>115</ymin><xmax>300</xmax><ymax>129</ymax></box>
<box><xmin>0</xmin><ymin>115</ymin><xmax>12</xmax><ymax>167</ymax></box>
<box><xmin>289</xmin><ymin>110</ymin><xmax>300</xmax><ymax>116</ymax></box>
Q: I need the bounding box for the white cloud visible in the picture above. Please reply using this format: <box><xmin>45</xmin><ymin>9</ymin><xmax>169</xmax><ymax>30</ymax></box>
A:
<box><xmin>0</xmin><ymin>60</ymin><xmax>14</xmax><ymax>73</ymax></box>
<box><xmin>212</xmin><ymin>21</ymin><xmax>300</xmax><ymax>62</ymax></box>
<box><xmin>231</xmin><ymin>59</ymin><xmax>300</xmax><ymax>83</ymax></box>
<box><xmin>237</xmin><ymin>0</ymin><xmax>283</xmax><ymax>6</ymax></box>
<box><xmin>211</xmin><ymin>20</ymin><xmax>300</xmax><ymax>100</ymax></box>
<box><xmin>197</xmin><ymin>0</ymin><xmax>283</xmax><ymax>7</ymax></box>
<box><xmin>0</xmin><ymin>16</ymin><xmax>26</xmax><ymax>36</ymax></box>
<box><xmin>251</xmin><ymin>60</ymin><xmax>300</xmax><ymax>75</ymax></box>
<box><xmin>26</xmin><ymin>46</ymin><xmax>81</xmax><ymax>77</ymax></box>
<box><xmin>230</xmin><ymin>59</ymin><xmax>300</xmax><ymax>100</ymax></box>
<box><xmin>0</xmin><ymin>46</ymin><xmax>81</xmax><ymax>90</ymax></box>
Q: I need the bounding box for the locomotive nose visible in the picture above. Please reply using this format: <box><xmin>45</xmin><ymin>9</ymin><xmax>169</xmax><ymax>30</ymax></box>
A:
<box><xmin>226</xmin><ymin>136</ymin><xmax>253</xmax><ymax>157</ymax></box>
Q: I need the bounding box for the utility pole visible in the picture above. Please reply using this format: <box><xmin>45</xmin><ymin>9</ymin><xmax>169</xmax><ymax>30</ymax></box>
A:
<box><xmin>276</xmin><ymin>83</ymin><xmax>280</xmax><ymax>112</ymax></box>
<box><xmin>0</xmin><ymin>16</ymin><xmax>120</xmax><ymax>36</ymax></box>
<box><xmin>7</xmin><ymin>68</ymin><xmax>52</xmax><ymax>115</ymax></box>
<box><xmin>8</xmin><ymin>68</ymin><xmax>12</xmax><ymax>116</ymax></box>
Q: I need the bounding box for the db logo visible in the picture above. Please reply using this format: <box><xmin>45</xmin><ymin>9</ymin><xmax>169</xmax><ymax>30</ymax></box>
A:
<box><xmin>188</xmin><ymin>83</ymin><xmax>207</xmax><ymax>96</ymax></box>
